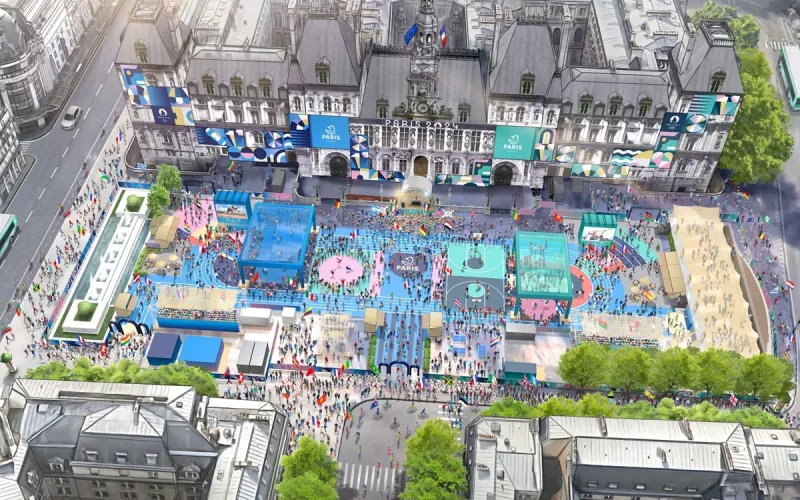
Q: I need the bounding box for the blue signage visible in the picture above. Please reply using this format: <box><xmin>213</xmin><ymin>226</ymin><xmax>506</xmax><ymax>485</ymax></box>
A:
<box><xmin>309</xmin><ymin>115</ymin><xmax>351</xmax><ymax>150</ymax></box>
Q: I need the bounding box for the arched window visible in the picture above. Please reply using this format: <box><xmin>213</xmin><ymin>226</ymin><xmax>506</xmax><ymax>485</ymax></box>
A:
<box><xmin>230</xmin><ymin>76</ymin><xmax>243</xmax><ymax>97</ymax></box>
<box><xmin>145</xmin><ymin>74</ymin><xmax>157</xmax><ymax>87</ymax></box>
<box><xmin>273</xmin><ymin>13</ymin><xmax>283</xmax><ymax>28</ymax></box>
<box><xmin>451</xmin><ymin>160</ymin><xmax>461</xmax><ymax>175</ymax></box>
<box><xmin>515</xmin><ymin>107</ymin><xmax>525</xmax><ymax>122</ymax></box>
<box><xmin>495</xmin><ymin>106</ymin><xmax>505</xmax><ymax>121</ymax></box>
<box><xmin>552</xmin><ymin>28</ymin><xmax>561</xmax><ymax>46</ymax></box>
<box><xmin>546</xmin><ymin>109</ymin><xmax>556</xmax><ymax>124</ymax></box>
<box><xmin>520</xmin><ymin>71</ymin><xmax>534</xmax><ymax>94</ymax></box>
<box><xmin>307</xmin><ymin>97</ymin><xmax>315</xmax><ymax>111</ymax></box>
<box><xmin>533</xmin><ymin>108</ymin><xmax>541</xmax><ymax>121</ymax></box>
<box><xmin>316</xmin><ymin>58</ymin><xmax>330</xmax><ymax>84</ymax></box>
<box><xmin>579</xmin><ymin>94</ymin><xmax>593</xmax><ymax>114</ymax></box>
<box><xmin>292</xmin><ymin>96</ymin><xmax>302</xmax><ymax>111</ymax></box>
<box><xmin>322</xmin><ymin>96</ymin><xmax>333</xmax><ymax>112</ymax></box>
<box><xmin>377</xmin><ymin>97</ymin><xmax>389</xmax><ymax>118</ymax></box>
<box><xmin>608</xmin><ymin>96</ymin><xmax>622</xmax><ymax>116</ymax></box>
<box><xmin>267</xmin><ymin>112</ymin><xmax>277</xmax><ymax>125</ymax></box>
<box><xmin>187</xmin><ymin>82</ymin><xmax>198</xmax><ymax>95</ymax></box>
<box><xmin>202</xmin><ymin>75</ymin><xmax>215</xmax><ymax>95</ymax></box>
<box><xmin>573</xmin><ymin>27</ymin><xmax>584</xmax><ymax>44</ymax></box>
<box><xmin>342</xmin><ymin>98</ymin><xmax>352</xmax><ymax>113</ymax></box>
<box><xmin>134</xmin><ymin>41</ymin><xmax>148</xmax><ymax>64</ymax></box>
<box><xmin>458</xmin><ymin>102</ymin><xmax>470</xmax><ymax>122</ymax></box>
<box><xmin>710</xmin><ymin>70</ymin><xmax>726</xmax><ymax>92</ymax></box>
<box><xmin>637</xmin><ymin>97</ymin><xmax>652</xmax><ymax>117</ymax></box>
<box><xmin>259</xmin><ymin>78</ymin><xmax>272</xmax><ymax>98</ymax></box>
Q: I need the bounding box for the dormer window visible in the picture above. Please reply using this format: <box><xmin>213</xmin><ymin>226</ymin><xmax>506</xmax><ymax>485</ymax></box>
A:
<box><xmin>515</xmin><ymin>107</ymin><xmax>525</xmax><ymax>121</ymax></box>
<box><xmin>608</xmin><ymin>96</ymin><xmax>622</xmax><ymax>116</ymax></box>
<box><xmin>316</xmin><ymin>58</ymin><xmax>330</xmax><ymax>84</ymax></box>
<box><xmin>49</xmin><ymin>457</ymin><xmax>65</xmax><ymax>472</ymax></box>
<box><xmin>202</xmin><ymin>75</ymin><xmax>215</xmax><ymax>95</ymax></box>
<box><xmin>637</xmin><ymin>97</ymin><xmax>652</xmax><ymax>117</ymax></box>
<box><xmin>710</xmin><ymin>70</ymin><xmax>726</xmax><ymax>92</ymax></box>
<box><xmin>579</xmin><ymin>94</ymin><xmax>593</xmax><ymax>114</ymax></box>
<box><xmin>322</xmin><ymin>96</ymin><xmax>333</xmax><ymax>112</ymax></box>
<box><xmin>520</xmin><ymin>71</ymin><xmax>535</xmax><ymax>95</ymax></box>
<box><xmin>458</xmin><ymin>101</ymin><xmax>470</xmax><ymax>122</ymax></box>
<box><xmin>495</xmin><ymin>106</ymin><xmax>505</xmax><ymax>121</ymax></box>
<box><xmin>377</xmin><ymin>97</ymin><xmax>389</xmax><ymax>118</ymax></box>
<box><xmin>134</xmin><ymin>41</ymin><xmax>148</xmax><ymax>64</ymax></box>
<box><xmin>292</xmin><ymin>96</ymin><xmax>301</xmax><ymax>111</ymax></box>
<box><xmin>259</xmin><ymin>78</ymin><xmax>272</xmax><ymax>98</ymax></box>
<box><xmin>231</xmin><ymin>76</ymin><xmax>243</xmax><ymax>97</ymax></box>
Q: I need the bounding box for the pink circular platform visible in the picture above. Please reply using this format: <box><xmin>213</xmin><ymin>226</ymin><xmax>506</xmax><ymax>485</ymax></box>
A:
<box><xmin>319</xmin><ymin>256</ymin><xmax>364</xmax><ymax>287</ymax></box>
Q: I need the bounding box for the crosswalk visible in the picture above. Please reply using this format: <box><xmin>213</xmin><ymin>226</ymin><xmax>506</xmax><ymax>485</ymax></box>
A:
<box><xmin>766</xmin><ymin>40</ymin><xmax>798</xmax><ymax>50</ymax></box>
<box><xmin>338</xmin><ymin>462</ymin><xmax>402</xmax><ymax>495</ymax></box>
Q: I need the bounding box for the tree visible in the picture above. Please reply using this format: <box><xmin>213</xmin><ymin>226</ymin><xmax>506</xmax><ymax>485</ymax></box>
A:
<box><xmin>402</xmin><ymin>420</ymin><xmax>466</xmax><ymax>500</ymax></box>
<box><xmin>738</xmin><ymin>48</ymin><xmax>771</xmax><ymax>80</ymax></box>
<box><xmin>689</xmin><ymin>0</ymin><xmax>759</xmax><ymax>50</ymax></box>
<box><xmin>649</xmin><ymin>347</ymin><xmax>698</xmax><ymax>395</ymax></box>
<box><xmin>279</xmin><ymin>436</ymin><xmax>339</xmax><ymax>488</ymax></box>
<box><xmin>616</xmin><ymin>400</ymin><xmax>658</xmax><ymax>420</ymax></box>
<box><xmin>147</xmin><ymin>183</ymin><xmax>170</xmax><ymax>218</ymax></box>
<box><xmin>275</xmin><ymin>472</ymin><xmax>338</xmax><ymax>500</ymax></box>
<box><xmin>607</xmin><ymin>346</ymin><xmax>651</xmax><ymax>395</ymax></box>
<box><xmin>556</xmin><ymin>342</ymin><xmax>609</xmax><ymax>390</ymax></box>
<box><xmin>156</xmin><ymin>163</ymin><xmax>183</xmax><ymax>195</ymax></box>
<box><xmin>25</xmin><ymin>358</ymin><xmax>220</xmax><ymax>397</ymax></box>
<box><xmin>736</xmin><ymin>354</ymin><xmax>792</xmax><ymax>400</ymax></box>
<box><xmin>694</xmin><ymin>349</ymin><xmax>739</xmax><ymax>397</ymax></box>
<box><xmin>720</xmin><ymin>73</ymin><xmax>794</xmax><ymax>184</ymax></box>
<box><xmin>482</xmin><ymin>397</ymin><xmax>542</xmax><ymax>418</ymax></box>
<box><xmin>576</xmin><ymin>393</ymin><xmax>617</xmax><ymax>417</ymax></box>
<box><xmin>690</xmin><ymin>0</ymin><xmax>736</xmax><ymax>26</ymax></box>
<box><xmin>538</xmin><ymin>396</ymin><xmax>579</xmax><ymax>416</ymax></box>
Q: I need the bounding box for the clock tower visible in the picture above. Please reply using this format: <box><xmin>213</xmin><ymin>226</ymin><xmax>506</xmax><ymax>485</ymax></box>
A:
<box><xmin>407</xmin><ymin>0</ymin><xmax>441</xmax><ymax>117</ymax></box>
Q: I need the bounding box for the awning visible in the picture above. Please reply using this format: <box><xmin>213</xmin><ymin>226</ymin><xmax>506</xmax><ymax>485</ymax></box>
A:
<box><xmin>658</xmin><ymin>251</ymin><xmax>686</xmax><ymax>295</ymax></box>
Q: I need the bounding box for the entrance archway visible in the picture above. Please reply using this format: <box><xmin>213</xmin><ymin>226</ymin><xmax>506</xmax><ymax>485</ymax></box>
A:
<box><xmin>492</xmin><ymin>163</ymin><xmax>514</xmax><ymax>185</ymax></box>
<box><xmin>329</xmin><ymin>155</ymin><xmax>349</xmax><ymax>177</ymax></box>
<box><xmin>413</xmin><ymin>156</ymin><xmax>428</xmax><ymax>177</ymax></box>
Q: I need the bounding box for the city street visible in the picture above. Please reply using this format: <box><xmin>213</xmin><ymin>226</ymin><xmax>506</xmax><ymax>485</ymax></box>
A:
<box><xmin>0</xmin><ymin>0</ymin><xmax>133</xmax><ymax>322</ymax></box>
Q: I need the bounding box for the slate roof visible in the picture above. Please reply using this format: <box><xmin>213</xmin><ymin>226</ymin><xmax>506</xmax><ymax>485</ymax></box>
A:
<box><xmin>561</xmin><ymin>66</ymin><xmax>671</xmax><ymax>115</ymax></box>
<box><xmin>673</xmin><ymin>22</ymin><xmax>743</xmax><ymax>94</ymax></box>
<box><xmin>490</xmin><ymin>21</ymin><xmax>557</xmax><ymax>97</ymax></box>
<box><xmin>293</xmin><ymin>16</ymin><xmax>361</xmax><ymax>87</ymax></box>
<box><xmin>186</xmin><ymin>47</ymin><xmax>290</xmax><ymax>88</ymax></box>
<box><xmin>116</xmin><ymin>3</ymin><xmax>188</xmax><ymax>66</ymax></box>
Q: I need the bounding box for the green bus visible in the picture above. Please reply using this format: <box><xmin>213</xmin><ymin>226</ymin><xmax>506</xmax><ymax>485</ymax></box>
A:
<box><xmin>0</xmin><ymin>214</ymin><xmax>19</xmax><ymax>262</ymax></box>
<box><xmin>779</xmin><ymin>46</ymin><xmax>800</xmax><ymax>110</ymax></box>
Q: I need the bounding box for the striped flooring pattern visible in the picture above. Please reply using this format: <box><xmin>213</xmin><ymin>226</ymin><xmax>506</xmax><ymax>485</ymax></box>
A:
<box><xmin>338</xmin><ymin>462</ymin><xmax>401</xmax><ymax>495</ymax></box>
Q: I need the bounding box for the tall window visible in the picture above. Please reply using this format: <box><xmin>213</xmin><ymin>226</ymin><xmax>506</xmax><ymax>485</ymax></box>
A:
<box><xmin>458</xmin><ymin>102</ymin><xmax>470</xmax><ymax>122</ymax></box>
<box><xmin>451</xmin><ymin>160</ymin><xmax>461</xmax><ymax>175</ymax></box>
<box><xmin>267</xmin><ymin>112</ymin><xmax>276</xmax><ymax>125</ymax></box>
<box><xmin>382</xmin><ymin>157</ymin><xmax>391</xmax><ymax>170</ymax></box>
<box><xmin>219</xmin><ymin>83</ymin><xmax>230</xmax><ymax>96</ymax></box>
<box><xmin>202</xmin><ymin>75</ymin><xmax>215</xmax><ymax>95</ymax></box>
<box><xmin>434</xmin><ymin>129</ymin><xmax>445</xmax><ymax>149</ymax></box>
<box><xmin>231</xmin><ymin>76</ymin><xmax>243</xmax><ymax>97</ymax></box>
<box><xmin>520</xmin><ymin>72</ymin><xmax>534</xmax><ymax>94</ymax></box>
<box><xmin>292</xmin><ymin>96</ymin><xmax>301</xmax><ymax>111</ymax></box>
<box><xmin>608</xmin><ymin>97</ymin><xmax>622</xmax><ymax>116</ymax></box>
<box><xmin>259</xmin><ymin>78</ymin><xmax>272</xmax><ymax>98</ymax></box>
<box><xmin>134</xmin><ymin>41</ymin><xmax>148</xmax><ymax>64</ymax></box>
<box><xmin>495</xmin><ymin>106</ymin><xmax>505</xmax><ymax>121</ymax></box>
<box><xmin>710</xmin><ymin>71</ymin><xmax>726</xmax><ymax>92</ymax></box>
<box><xmin>399</xmin><ymin>127</ymin><xmax>409</xmax><ymax>148</ymax></box>
<box><xmin>381</xmin><ymin>126</ymin><xmax>391</xmax><ymax>146</ymax></box>
<box><xmin>342</xmin><ymin>98</ymin><xmax>352</xmax><ymax>113</ymax></box>
<box><xmin>453</xmin><ymin>129</ymin><xmax>463</xmax><ymax>150</ymax></box>
<box><xmin>364</xmin><ymin>125</ymin><xmax>375</xmax><ymax>146</ymax></box>
<box><xmin>470</xmin><ymin>131</ymin><xmax>481</xmax><ymax>152</ymax></box>
<box><xmin>246</xmin><ymin>85</ymin><xmax>257</xmax><ymax>98</ymax></box>
<box><xmin>579</xmin><ymin>95</ymin><xmax>592</xmax><ymax>114</ymax></box>
<box><xmin>546</xmin><ymin>109</ymin><xmax>555</xmax><ymax>124</ymax></box>
<box><xmin>637</xmin><ymin>97</ymin><xmax>652</xmax><ymax>117</ymax></box>
<box><xmin>515</xmin><ymin>107</ymin><xmax>525</xmax><ymax>122</ymax></box>
<box><xmin>316</xmin><ymin>59</ymin><xmax>330</xmax><ymax>84</ymax></box>
<box><xmin>322</xmin><ymin>97</ymin><xmax>332</xmax><ymax>112</ymax></box>
<box><xmin>377</xmin><ymin>97</ymin><xmax>389</xmax><ymax>118</ymax></box>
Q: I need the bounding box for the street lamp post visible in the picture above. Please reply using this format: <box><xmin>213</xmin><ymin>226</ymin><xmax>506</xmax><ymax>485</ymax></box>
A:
<box><xmin>1</xmin><ymin>353</ymin><xmax>16</xmax><ymax>374</ymax></box>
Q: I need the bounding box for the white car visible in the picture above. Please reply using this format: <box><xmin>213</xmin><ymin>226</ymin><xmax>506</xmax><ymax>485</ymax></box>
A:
<box><xmin>61</xmin><ymin>105</ymin><xmax>82</xmax><ymax>130</ymax></box>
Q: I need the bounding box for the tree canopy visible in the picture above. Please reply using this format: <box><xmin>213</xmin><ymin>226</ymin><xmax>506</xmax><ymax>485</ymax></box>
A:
<box><xmin>401</xmin><ymin>419</ymin><xmax>466</xmax><ymax>500</ymax></box>
<box><xmin>25</xmin><ymin>358</ymin><xmax>220</xmax><ymax>397</ymax></box>
<box><xmin>277</xmin><ymin>436</ymin><xmax>339</xmax><ymax>500</ymax></box>
<box><xmin>156</xmin><ymin>163</ymin><xmax>183</xmax><ymax>194</ymax></box>
<box><xmin>556</xmin><ymin>342</ymin><xmax>608</xmax><ymax>390</ymax></box>
<box><xmin>690</xmin><ymin>0</ymin><xmax>759</xmax><ymax>51</ymax></box>
<box><xmin>483</xmin><ymin>396</ymin><xmax>786</xmax><ymax>428</ymax></box>
<box><xmin>147</xmin><ymin>183</ymin><xmax>170</xmax><ymax>218</ymax></box>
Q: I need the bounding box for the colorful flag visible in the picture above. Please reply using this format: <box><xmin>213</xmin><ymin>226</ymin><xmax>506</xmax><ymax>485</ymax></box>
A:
<box><xmin>183</xmin><ymin>221</ymin><xmax>192</xmax><ymax>234</ymax></box>
<box><xmin>176</xmin><ymin>289</ymin><xmax>184</xmax><ymax>300</ymax></box>
<box><xmin>759</xmin><ymin>232</ymin><xmax>766</xmax><ymax>241</ymax></box>
<box><xmin>490</xmin><ymin>336</ymin><xmax>500</xmax><ymax>348</ymax></box>
<box><xmin>404</xmin><ymin>23</ymin><xmax>419</xmax><ymax>45</ymax></box>
<box><xmin>417</xmin><ymin>377</ymin><xmax>427</xmax><ymax>389</ymax></box>
<box><xmin>351</xmin><ymin>229</ymin><xmax>359</xmax><ymax>240</ymax></box>
<box><xmin>471</xmin><ymin>373</ymin><xmax>477</xmax><ymax>386</ymax></box>
<box><xmin>598</xmin><ymin>318</ymin><xmax>608</xmax><ymax>329</ymax></box>
<box><xmin>334</xmin><ymin>200</ymin><xmax>341</xmax><ymax>209</ymax></box>
<box><xmin>227</xmin><ymin>161</ymin><xmax>235</xmax><ymax>173</ymax></box>
<box><xmin>553</xmin><ymin>212</ymin><xmax>563</xmax><ymax>223</ymax></box>
<box><xmin>499</xmin><ymin>317</ymin><xmax>507</xmax><ymax>328</ymax></box>
<box><xmin>761</xmin><ymin>215</ymin><xmax>771</xmax><ymax>223</ymax></box>
<box><xmin>305</xmin><ymin>366</ymin><xmax>315</xmax><ymax>377</ymax></box>
<box><xmin>424</xmin><ymin>202</ymin><xmax>430</xmax><ymax>212</ymax></box>
<box><xmin>419</xmin><ymin>225</ymin><xmax>428</xmax><ymax>237</ymax></box>
<box><xmin>15</xmin><ymin>304</ymin><xmax>20</xmax><ymax>317</ymax></box>
<box><xmin>62</xmin><ymin>209</ymin><xmax>71</xmax><ymax>218</ymax></box>
<box><xmin>784</xmin><ymin>351</ymin><xmax>791</xmax><ymax>362</ymax></box>
<box><xmin>487</xmin><ymin>373</ymin><xmax>496</xmax><ymax>385</ymax></box>
<box><xmin>643</xmin><ymin>212</ymin><xmax>655</xmax><ymax>222</ymax></box>
<box><xmin>788</xmin><ymin>280</ymin><xmax>796</xmax><ymax>290</ymax></box>
<box><xmin>77</xmin><ymin>335</ymin><xmax>86</xmax><ymax>345</ymax></box>
<box><xmin>317</xmin><ymin>394</ymin><xmax>327</xmax><ymax>406</ymax></box>
<box><xmin>453</xmin><ymin>298</ymin><xmax>463</xmax><ymax>309</ymax></box>
<box><xmin>370</xmin><ymin>401</ymin><xmax>379</xmax><ymax>409</ymax></box>
<box><xmin>1</xmin><ymin>327</ymin><xmax>11</xmax><ymax>336</ymax></box>
<box><xmin>627</xmin><ymin>184</ymin><xmax>632</xmax><ymax>194</ymax></box>
<box><xmin>100</xmin><ymin>174</ymin><xmax>110</xmax><ymax>181</ymax></box>
<box><xmin>443</xmin><ymin>221</ymin><xmax>453</xmax><ymax>231</ymax></box>
<box><xmin>120</xmin><ymin>333</ymin><xmax>131</xmax><ymax>347</ymax></box>
<box><xmin>512</xmin><ymin>210</ymin><xmax>520</xmax><ymax>221</ymax></box>
<box><xmin>333</xmin><ymin>368</ymin><xmax>341</xmax><ymax>379</ymax></box>
<box><xmin>644</xmin><ymin>390</ymin><xmax>655</xmax><ymax>399</ymax></box>
<box><xmin>729</xmin><ymin>393</ymin><xmax>738</xmax><ymax>406</ymax></box>
<box><xmin>100</xmin><ymin>344</ymin><xmax>108</xmax><ymax>357</ymax></box>
<box><xmin>742</xmin><ymin>191</ymin><xmax>750</xmax><ymax>200</ymax></box>
<box><xmin>439</xmin><ymin>25</ymin><xmax>447</xmax><ymax>47</ymax></box>
<box><xmin>556</xmin><ymin>303</ymin><xmax>565</xmax><ymax>316</ymax></box>
<box><xmin>223</xmin><ymin>366</ymin><xmax>230</xmax><ymax>379</ymax></box>
<box><xmin>643</xmin><ymin>289</ymin><xmax>655</xmax><ymax>302</ymax></box>
<box><xmin>371</xmin><ymin>364</ymin><xmax>380</xmax><ymax>376</ymax></box>
<box><xmin>344</xmin><ymin>360</ymin><xmax>351</xmax><ymax>369</ymax></box>
<box><xmin>33</xmin><ymin>283</ymin><xmax>40</xmax><ymax>293</ymax></box>
<box><xmin>303</xmin><ymin>306</ymin><xmax>312</xmax><ymax>318</ymax></box>
<box><xmin>76</xmin><ymin>224</ymin><xmax>83</xmax><ymax>235</ymax></box>
<box><xmin>146</xmin><ymin>277</ymin><xmax>152</xmax><ymax>286</ymax></box>
<box><xmin>133</xmin><ymin>274</ymin><xmax>140</xmax><ymax>284</ymax></box>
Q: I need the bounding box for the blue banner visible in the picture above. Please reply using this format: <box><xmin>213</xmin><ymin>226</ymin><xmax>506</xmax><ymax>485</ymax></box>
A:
<box><xmin>404</xmin><ymin>24</ymin><xmax>418</xmax><ymax>45</ymax></box>
<box><xmin>309</xmin><ymin>115</ymin><xmax>350</xmax><ymax>150</ymax></box>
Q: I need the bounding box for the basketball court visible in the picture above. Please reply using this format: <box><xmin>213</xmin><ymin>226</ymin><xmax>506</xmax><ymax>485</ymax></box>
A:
<box><xmin>444</xmin><ymin>243</ymin><xmax>506</xmax><ymax>311</ymax></box>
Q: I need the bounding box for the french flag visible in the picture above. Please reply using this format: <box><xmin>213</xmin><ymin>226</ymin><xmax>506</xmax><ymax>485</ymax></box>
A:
<box><xmin>440</xmin><ymin>25</ymin><xmax>447</xmax><ymax>48</ymax></box>
<box><xmin>453</xmin><ymin>298</ymin><xmax>463</xmax><ymax>309</ymax></box>
<box><xmin>471</xmin><ymin>373</ymin><xmax>477</xmax><ymax>386</ymax></box>
<box><xmin>787</xmin><ymin>280</ymin><xmax>796</xmax><ymax>290</ymax></box>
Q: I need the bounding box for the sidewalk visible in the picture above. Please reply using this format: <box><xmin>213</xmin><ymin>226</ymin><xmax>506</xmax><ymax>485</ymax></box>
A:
<box><xmin>2</xmin><ymin>109</ymin><xmax>134</xmax><ymax>377</ymax></box>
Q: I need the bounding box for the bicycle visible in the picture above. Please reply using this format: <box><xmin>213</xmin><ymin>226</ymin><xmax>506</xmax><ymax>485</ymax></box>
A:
<box><xmin>383</xmin><ymin>400</ymin><xmax>391</xmax><ymax>409</ymax></box>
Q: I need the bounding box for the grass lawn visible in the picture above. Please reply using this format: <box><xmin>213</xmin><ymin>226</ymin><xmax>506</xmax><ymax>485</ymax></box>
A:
<box><xmin>133</xmin><ymin>247</ymin><xmax>160</xmax><ymax>276</ymax></box>
<box><xmin>52</xmin><ymin>303</ymin><xmax>113</xmax><ymax>341</ymax></box>
<box><xmin>111</xmin><ymin>190</ymin><xmax>126</xmax><ymax>216</ymax></box>
<box><xmin>423</xmin><ymin>338</ymin><xmax>431</xmax><ymax>372</ymax></box>
<box><xmin>126</xmin><ymin>194</ymin><xmax>144</xmax><ymax>213</ymax></box>
<box><xmin>367</xmin><ymin>334</ymin><xmax>377</xmax><ymax>369</ymax></box>
<box><xmin>74</xmin><ymin>301</ymin><xmax>97</xmax><ymax>322</ymax></box>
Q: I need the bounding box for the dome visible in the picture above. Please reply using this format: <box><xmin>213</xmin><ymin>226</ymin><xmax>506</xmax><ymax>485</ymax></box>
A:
<box><xmin>0</xmin><ymin>9</ymin><xmax>26</xmax><ymax>61</ymax></box>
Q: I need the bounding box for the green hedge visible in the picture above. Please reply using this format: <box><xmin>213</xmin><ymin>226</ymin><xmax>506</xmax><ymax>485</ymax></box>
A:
<box><xmin>423</xmin><ymin>338</ymin><xmax>431</xmax><ymax>372</ymax></box>
<box><xmin>367</xmin><ymin>334</ymin><xmax>377</xmax><ymax>369</ymax></box>
<box><xmin>133</xmin><ymin>247</ymin><xmax>159</xmax><ymax>277</ymax></box>
<box><xmin>126</xmin><ymin>194</ymin><xmax>144</xmax><ymax>213</ymax></box>
<box><xmin>74</xmin><ymin>301</ymin><xmax>97</xmax><ymax>322</ymax></box>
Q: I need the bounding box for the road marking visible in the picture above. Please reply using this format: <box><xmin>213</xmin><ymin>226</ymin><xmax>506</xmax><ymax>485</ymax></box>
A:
<box><xmin>25</xmin><ymin>211</ymin><xmax>32</xmax><ymax>223</ymax></box>
<box><xmin>96</xmin><ymin>84</ymin><xmax>103</xmax><ymax>96</ymax></box>
<box><xmin>73</xmin><ymin>128</ymin><xmax>80</xmax><ymax>139</ymax></box>
<box><xmin>62</xmin><ymin>147</ymin><xmax>69</xmax><ymax>158</ymax></box>
<box><xmin>50</xmin><ymin>168</ymin><xmax>57</xmax><ymax>179</ymax></box>
<box><xmin>38</xmin><ymin>188</ymin><xmax>45</xmax><ymax>200</ymax></box>
<box><xmin>107</xmin><ymin>62</ymin><xmax>114</xmax><ymax>74</ymax></box>
<box><xmin>85</xmin><ymin>107</ymin><xmax>91</xmax><ymax>119</ymax></box>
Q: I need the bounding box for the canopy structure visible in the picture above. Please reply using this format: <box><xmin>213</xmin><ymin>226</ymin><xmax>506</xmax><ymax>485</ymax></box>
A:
<box><xmin>658</xmin><ymin>251</ymin><xmax>687</xmax><ymax>297</ymax></box>
<box><xmin>514</xmin><ymin>231</ymin><xmax>573</xmax><ymax>318</ymax></box>
<box><xmin>149</xmin><ymin>215</ymin><xmax>179</xmax><ymax>249</ymax></box>
<box><xmin>238</xmin><ymin>203</ymin><xmax>316</xmax><ymax>286</ymax></box>
<box><xmin>578</xmin><ymin>212</ymin><xmax>619</xmax><ymax>246</ymax></box>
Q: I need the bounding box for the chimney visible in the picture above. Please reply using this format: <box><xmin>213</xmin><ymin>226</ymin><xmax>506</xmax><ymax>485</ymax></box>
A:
<box><xmin>351</xmin><ymin>0</ymin><xmax>363</xmax><ymax>65</ymax></box>
<box><xmin>165</xmin><ymin>2</ymin><xmax>182</xmax><ymax>53</ymax></box>
<box><xmin>288</xmin><ymin>0</ymin><xmax>298</xmax><ymax>57</ymax></box>
<box><xmin>133</xmin><ymin>399</ymin><xmax>141</xmax><ymax>425</ymax></box>
<box><xmin>681</xmin><ymin>25</ymin><xmax>698</xmax><ymax>73</ymax></box>
<box><xmin>490</xmin><ymin>4</ymin><xmax>502</xmax><ymax>70</ymax></box>
<box><xmin>557</xmin><ymin>6</ymin><xmax>573</xmax><ymax>70</ymax></box>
